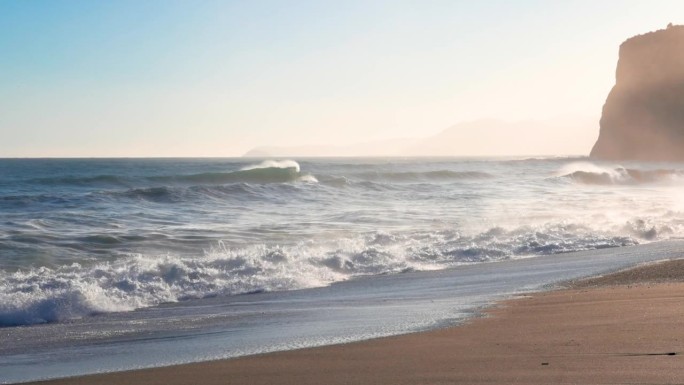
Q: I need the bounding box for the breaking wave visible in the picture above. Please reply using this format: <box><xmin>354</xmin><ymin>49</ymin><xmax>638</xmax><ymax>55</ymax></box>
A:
<box><xmin>149</xmin><ymin>160</ymin><xmax>315</xmax><ymax>185</ymax></box>
<box><xmin>241</xmin><ymin>159</ymin><xmax>301</xmax><ymax>173</ymax></box>
<box><xmin>27</xmin><ymin>160</ymin><xmax>316</xmax><ymax>187</ymax></box>
<box><xmin>0</xmin><ymin>224</ymin><xmax>644</xmax><ymax>326</ymax></box>
<box><xmin>558</xmin><ymin>162</ymin><xmax>684</xmax><ymax>185</ymax></box>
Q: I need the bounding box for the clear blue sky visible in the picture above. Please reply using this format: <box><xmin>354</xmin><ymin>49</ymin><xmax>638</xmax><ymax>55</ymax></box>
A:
<box><xmin>1</xmin><ymin>0</ymin><xmax>682</xmax><ymax>156</ymax></box>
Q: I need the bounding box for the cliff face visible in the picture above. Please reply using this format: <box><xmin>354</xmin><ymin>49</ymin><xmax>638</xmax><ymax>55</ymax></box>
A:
<box><xmin>590</xmin><ymin>25</ymin><xmax>684</xmax><ymax>161</ymax></box>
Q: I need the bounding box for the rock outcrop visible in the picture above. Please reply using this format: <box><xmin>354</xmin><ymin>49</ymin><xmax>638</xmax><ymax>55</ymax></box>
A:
<box><xmin>591</xmin><ymin>25</ymin><xmax>684</xmax><ymax>161</ymax></box>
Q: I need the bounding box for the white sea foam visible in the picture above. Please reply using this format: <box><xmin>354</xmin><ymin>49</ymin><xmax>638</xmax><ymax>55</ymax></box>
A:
<box><xmin>241</xmin><ymin>160</ymin><xmax>301</xmax><ymax>173</ymax></box>
<box><xmin>557</xmin><ymin>162</ymin><xmax>618</xmax><ymax>178</ymax></box>
<box><xmin>0</xmin><ymin>223</ymin><xmax>655</xmax><ymax>326</ymax></box>
<box><xmin>558</xmin><ymin>162</ymin><xmax>684</xmax><ymax>185</ymax></box>
<box><xmin>297</xmin><ymin>174</ymin><xmax>319</xmax><ymax>183</ymax></box>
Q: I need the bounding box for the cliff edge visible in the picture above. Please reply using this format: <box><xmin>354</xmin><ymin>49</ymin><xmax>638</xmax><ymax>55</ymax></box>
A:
<box><xmin>590</xmin><ymin>25</ymin><xmax>684</xmax><ymax>161</ymax></box>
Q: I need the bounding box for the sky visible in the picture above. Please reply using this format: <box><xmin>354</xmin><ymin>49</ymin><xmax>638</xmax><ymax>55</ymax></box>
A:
<box><xmin>1</xmin><ymin>0</ymin><xmax>682</xmax><ymax>157</ymax></box>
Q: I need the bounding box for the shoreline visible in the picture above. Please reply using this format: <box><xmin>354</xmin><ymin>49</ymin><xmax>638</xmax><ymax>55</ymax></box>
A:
<box><xmin>27</xmin><ymin>258</ymin><xmax>684</xmax><ymax>385</ymax></box>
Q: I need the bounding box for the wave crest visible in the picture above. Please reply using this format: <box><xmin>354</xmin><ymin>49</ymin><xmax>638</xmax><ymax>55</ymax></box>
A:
<box><xmin>558</xmin><ymin>162</ymin><xmax>684</xmax><ymax>185</ymax></box>
<box><xmin>25</xmin><ymin>160</ymin><xmax>314</xmax><ymax>187</ymax></box>
<box><xmin>148</xmin><ymin>160</ymin><xmax>316</xmax><ymax>185</ymax></box>
<box><xmin>241</xmin><ymin>160</ymin><xmax>301</xmax><ymax>173</ymax></box>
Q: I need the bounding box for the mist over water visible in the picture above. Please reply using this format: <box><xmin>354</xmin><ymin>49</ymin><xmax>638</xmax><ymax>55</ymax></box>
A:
<box><xmin>1</xmin><ymin>157</ymin><xmax>684</xmax><ymax>326</ymax></box>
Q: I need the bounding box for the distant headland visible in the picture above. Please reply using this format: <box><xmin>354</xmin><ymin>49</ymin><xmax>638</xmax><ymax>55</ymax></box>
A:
<box><xmin>591</xmin><ymin>24</ymin><xmax>684</xmax><ymax>161</ymax></box>
<box><xmin>243</xmin><ymin>118</ymin><xmax>596</xmax><ymax>157</ymax></box>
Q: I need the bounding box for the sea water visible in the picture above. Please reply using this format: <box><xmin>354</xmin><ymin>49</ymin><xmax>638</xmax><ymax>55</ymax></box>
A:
<box><xmin>1</xmin><ymin>157</ymin><xmax>684</xmax><ymax>382</ymax></box>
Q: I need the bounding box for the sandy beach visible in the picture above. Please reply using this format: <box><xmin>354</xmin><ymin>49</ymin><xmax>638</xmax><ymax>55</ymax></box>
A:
<box><xmin>28</xmin><ymin>259</ymin><xmax>684</xmax><ymax>385</ymax></box>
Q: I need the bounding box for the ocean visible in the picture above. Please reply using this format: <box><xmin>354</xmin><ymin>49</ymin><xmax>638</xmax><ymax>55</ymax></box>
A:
<box><xmin>1</xmin><ymin>157</ymin><xmax>684</xmax><ymax>383</ymax></box>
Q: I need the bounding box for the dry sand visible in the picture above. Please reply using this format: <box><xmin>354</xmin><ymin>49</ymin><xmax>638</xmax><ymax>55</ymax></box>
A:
<box><xmin>31</xmin><ymin>259</ymin><xmax>684</xmax><ymax>385</ymax></box>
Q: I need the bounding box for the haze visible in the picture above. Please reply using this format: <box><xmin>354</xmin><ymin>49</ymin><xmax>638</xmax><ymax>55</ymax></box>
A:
<box><xmin>1</xmin><ymin>0</ymin><xmax>682</xmax><ymax>157</ymax></box>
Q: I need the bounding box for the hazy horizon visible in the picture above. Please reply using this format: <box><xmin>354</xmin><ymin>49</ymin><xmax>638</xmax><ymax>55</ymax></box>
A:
<box><xmin>1</xmin><ymin>0</ymin><xmax>682</xmax><ymax>157</ymax></box>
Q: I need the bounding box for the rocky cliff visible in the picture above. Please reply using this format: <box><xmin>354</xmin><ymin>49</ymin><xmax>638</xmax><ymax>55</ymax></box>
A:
<box><xmin>590</xmin><ymin>25</ymin><xmax>684</xmax><ymax>161</ymax></box>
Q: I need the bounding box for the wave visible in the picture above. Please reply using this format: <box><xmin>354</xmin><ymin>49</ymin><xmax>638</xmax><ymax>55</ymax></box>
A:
<box><xmin>0</xmin><ymin>223</ymin><xmax>642</xmax><ymax>326</ymax></box>
<box><xmin>101</xmin><ymin>182</ymin><xmax>315</xmax><ymax>203</ymax></box>
<box><xmin>5</xmin><ymin>180</ymin><xmax>315</xmax><ymax>206</ymax></box>
<box><xmin>314</xmin><ymin>170</ymin><xmax>491</xmax><ymax>189</ymax></box>
<box><xmin>149</xmin><ymin>169</ymin><xmax>301</xmax><ymax>184</ymax></box>
<box><xmin>113</xmin><ymin>186</ymin><xmax>186</xmax><ymax>203</ymax></box>
<box><xmin>241</xmin><ymin>159</ymin><xmax>301</xmax><ymax>173</ymax></box>
<box><xmin>25</xmin><ymin>161</ymin><xmax>316</xmax><ymax>188</ymax></box>
<box><xmin>149</xmin><ymin>160</ymin><xmax>316</xmax><ymax>185</ymax></box>
<box><xmin>0</xmin><ymin>194</ymin><xmax>75</xmax><ymax>207</ymax></box>
<box><xmin>353</xmin><ymin>170</ymin><xmax>492</xmax><ymax>182</ymax></box>
<box><xmin>28</xmin><ymin>175</ymin><xmax>134</xmax><ymax>187</ymax></box>
<box><xmin>557</xmin><ymin>162</ymin><xmax>684</xmax><ymax>185</ymax></box>
<box><xmin>104</xmin><ymin>185</ymin><xmax>233</xmax><ymax>203</ymax></box>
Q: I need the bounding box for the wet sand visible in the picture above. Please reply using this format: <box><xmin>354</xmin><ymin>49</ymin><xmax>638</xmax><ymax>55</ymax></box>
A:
<box><xmin>31</xmin><ymin>259</ymin><xmax>684</xmax><ymax>385</ymax></box>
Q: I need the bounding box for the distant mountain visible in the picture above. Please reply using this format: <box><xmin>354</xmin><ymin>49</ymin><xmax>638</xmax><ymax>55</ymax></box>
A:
<box><xmin>243</xmin><ymin>118</ymin><xmax>596</xmax><ymax>157</ymax></box>
<box><xmin>243</xmin><ymin>138</ymin><xmax>416</xmax><ymax>157</ymax></box>
<box><xmin>243</xmin><ymin>145</ymin><xmax>340</xmax><ymax>158</ymax></box>
<box><xmin>404</xmin><ymin>118</ymin><xmax>596</xmax><ymax>156</ymax></box>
